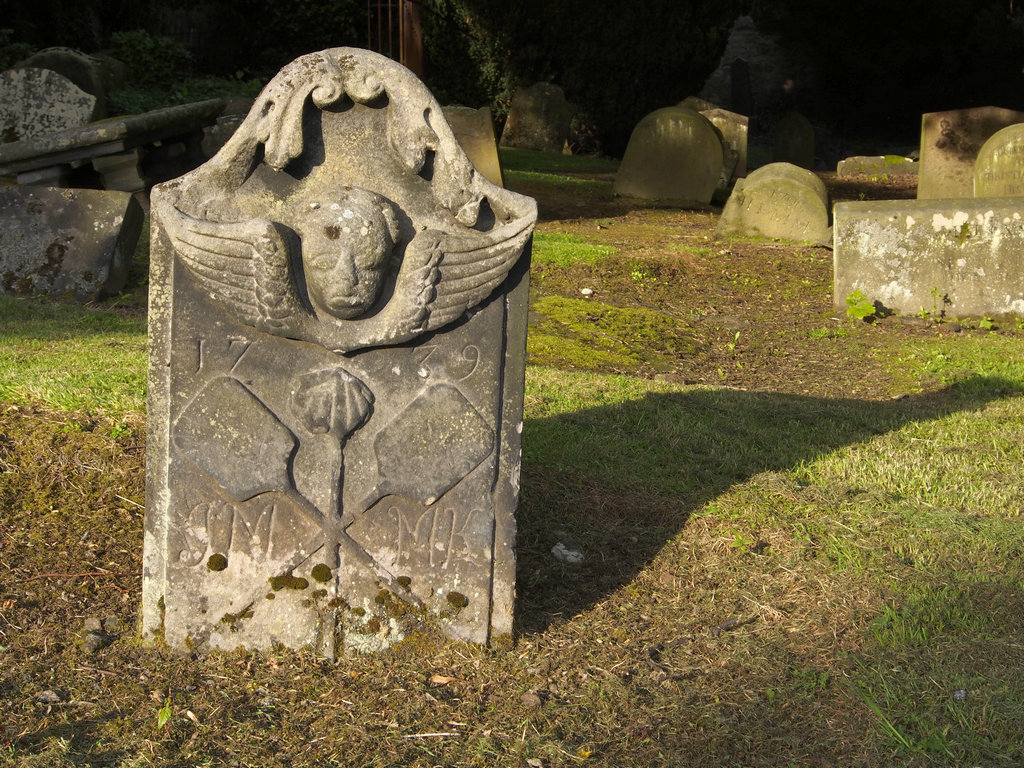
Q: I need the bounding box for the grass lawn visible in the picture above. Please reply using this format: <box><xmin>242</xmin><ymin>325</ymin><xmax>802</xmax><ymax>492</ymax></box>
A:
<box><xmin>1</xmin><ymin>149</ymin><xmax>1023</xmax><ymax>766</ymax></box>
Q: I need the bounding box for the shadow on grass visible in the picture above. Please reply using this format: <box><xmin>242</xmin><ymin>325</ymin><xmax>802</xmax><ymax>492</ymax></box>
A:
<box><xmin>515</xmin><ymin>374</ymin><xmax>1023</xmax><ymax>635</ymax></box>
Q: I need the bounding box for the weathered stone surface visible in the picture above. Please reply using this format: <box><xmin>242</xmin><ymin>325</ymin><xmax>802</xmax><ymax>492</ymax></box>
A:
<box><xmin>0</xmin><ymin>68</ymin><xmax>100</xmax><ymax>143</ymax></box>
<box><xmin>499</xmin><ymin>83</ymin><xmax>574</xmax><ymax>153</ymax></box>
<box><xmin>974</xmin><ymin>123</ymin><xmax>1024</xmax><ymax>196</ymax></box>
<box><xmin>613</xmin><ymin>107</ymin><xmax>723</xmax><ymax>204</ymax></box>
<box><xmin>700</xmin><ymin>107</ymin><xmax>748</xmax><ymax>180</ymax></box>
<box><xmin>716</xmin><ymin>162</ymin><xmax>830</xmax><ymax>244</ymax></box>
<box><xmin>0</xmin><ymin>186</ymin><xmax>142</xmax><ymax>300</ymax></box>
<box><xmin>19</xmin><ymin>47</ymin><xmax>123</xmax><ymax>116</ymax></box>
<box><xmin>0</xmin><ymin>99</ymin><xmax>226</xmax><ymax>191</ymax></box>
<box><xmin>144</xmin><ymin>48</ymin><xmax>537</xmax><ymax>657</ymax></box>
<box><xmin>442</xmin><ymin>106</ymin><xmax>504</xmax><ymax>187</ymax></box>
<box><xmin>917</xmin><ymin>106</ymin><xmax>1024</xmax><ymax>199</ymax></box>
<box><xmin>772</xmin><ymin>111</ymin><xmax>814</xmax><ymax>169</ymax></box>
<box><xmin>834</xmin><ymin>198</ymin><xmax>1024</xmax><ymax>317</ymax></box>
<box><xmin>836</xmin><ymin>155</ymin><xmax>918</xmax><ymax>177</ymax></box>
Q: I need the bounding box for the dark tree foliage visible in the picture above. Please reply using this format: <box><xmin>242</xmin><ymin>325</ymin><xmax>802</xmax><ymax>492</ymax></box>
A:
<box><xmin>420</xmin><ymin>0</ymin><xmax>744</xmax><ymax>156</ymax></box>
<box><xmin>751</xmin><ymin>0</ymin><xmax>1024</xmax><ymax>137</ymax></box>
<box><xmin>0</xmin><ymin>0</ymin><xmax>364</xmax><ymax>78</ymax></box>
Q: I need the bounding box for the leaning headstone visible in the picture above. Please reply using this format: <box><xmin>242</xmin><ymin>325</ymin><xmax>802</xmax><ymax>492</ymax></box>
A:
<box><xmin>144</xmin><ymin>48</ymin><xmax>537</xmax><ymax>657</ymax></box>
<box><xmin>18</xmin><ymin>47</ymin><xmax>121</xmax><ymax>117</ymax></box>
<box><xmin>701</xmin><ymin>107</ymin><xmax>749</xmax><ymax>179</ymax></box>
<box><xmin>772</xmin><ymin>111</ymin><xmax>814</xmax><ymax>169</ymax></box>
<box><xmin>836</xmin><ymin>155</ymin><xmax>918</xmax><ymax>177</ymax></box>
<box><xmin>442</xmin><ymin>105</ymin><xmax>504</xmax><ymax>187</ymax></box>
<box><xmin>613</xmin><ymin>107</ymin><xmax>723</xmax><ymax>204</ymax></box>
<box><xmin>0</xmin><ymin>186</ymin><xmax>142</xmax><ymax>300</ymax></box>
<box><xmin>917</xmin><ymin>106</ymin><xmax>1024</xmax><ymax>199</ymax></box>
<box><xmin>0</xmin><ymin>68</ymin><xmax>100</xmax><ymax>143</ymax></box>
<box><xmin>973</xmin><ymin>124</ymin><xmax>1024</xmax><ymax>197</ymax></box>
<box><xmin>716</xmin><ymin>162</ymin><xmax>830</xmax><ymax>244</ymax></box>
<box><xmin>499</xmin><ymin>82</ymin><xmax>574</xmax><ymax>153</ymax></box>
<box><xmin>834</xmin><ymin>198</ymin><xmax>1024</xmax><ymax>317</ymax></box>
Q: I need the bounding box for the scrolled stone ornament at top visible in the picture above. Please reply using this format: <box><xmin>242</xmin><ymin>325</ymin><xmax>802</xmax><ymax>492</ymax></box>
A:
<box><xmin>152</xmin><ymin>48</ymin><xmax>537</xmax><ymax>354</ymax></box>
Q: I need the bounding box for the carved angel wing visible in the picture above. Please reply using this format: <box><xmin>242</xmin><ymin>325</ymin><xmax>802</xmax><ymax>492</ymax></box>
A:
<box><xmin>155</xmin><ymin>199</ymin><xmax>309</xmax><ymax>335</ymax></box>
<box><xmin>423</xmin><ymin>213</ymin><xmax>536</xmax><ymax>331</ymax></box>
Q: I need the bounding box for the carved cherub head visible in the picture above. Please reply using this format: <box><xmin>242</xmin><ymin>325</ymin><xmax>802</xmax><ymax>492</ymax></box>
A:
<box><xmin>299</xmin><ymin>189</ymin><xmax>401</xmax><ymax>320</ymax></box>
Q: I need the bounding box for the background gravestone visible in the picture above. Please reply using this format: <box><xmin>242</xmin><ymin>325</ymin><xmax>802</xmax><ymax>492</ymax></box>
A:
<box><xmin>716</xmin><ymin>161</ymin><xmax>830</xmax><ymax>244</ymax></box>
<box><xmin>974</xmin><ymin>124</ymin><xmax>1024</xmax><ymax>197</ymax></box>
<box><xmin>144</xmin><ymin>48</ymin><xmax>537</xmax><ymax>657</ymax></box>
<box><xmin>0</xmin><ymin>186</ymin><xmax>142</xmax><ymax>300</ymax></box>
<box><xmin>498</xmin><ymin>82</ymin><xmax>575</xmax><ymax>153</ymax></box>
<box><xmin>613</xmin><ymin>107</ymin><xmax>723</xmax><ymax>204</ymax></box>
<box><xmin>772</xmin><ymin>111</ymin><xmax>814</xmax><ymax>169</ymax></box>
<box><xmin>0</xmin><ymin>67</ymin><xmax>100</xmax><ymax>143</ymax></box>
<box><xmin>442</xmin><ymin>105</ymin><xmax>504</xmax><ymax>187</ymax></box>
<box><xmin>18</xmin><ymin>47</ymin><xmax>124</xmax><ymax>118</ymax></box>
<box><xmin>917</xmin><ymin>106</ymin><xmax>1024</xmax><ymax>199</ymax></box>
<box><xmin>836</xmin><ymin>155</ymin><xmax>917</xmax><ymax>177</ymax></box>
<box><xmin>701</xmin><ymin>107</ymin><xmax>749</xmax><ymax>180</ymax></box>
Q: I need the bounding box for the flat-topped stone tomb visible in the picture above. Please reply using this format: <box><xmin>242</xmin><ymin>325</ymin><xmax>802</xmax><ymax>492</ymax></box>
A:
<box><xmin>836</xmin><ymin>155</ymin><xmax>917</xmax><ymax>177</ymax></box>
<box><xmin>144</xmin><ymin>48</ymin><xmax>537</xmax><ymax>657</ymax></box>
<box><xmin>834</xmin><ymin>198</ymin><xmax>1024</xmax><ymax>318</ymax></box>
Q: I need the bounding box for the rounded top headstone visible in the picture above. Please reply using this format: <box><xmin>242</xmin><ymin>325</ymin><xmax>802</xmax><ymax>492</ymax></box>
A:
<box><xmin>716</xmin><ymin>161</ymin><xmax>830</xmax><ymax>244</ymax></box>
<box><xmin>974</xmin><ymin>122</ymin><xmax>1024</xmax><ymax>197</ymax></box>
<box><xmin>499</xmin><ymin>82</ymin><xmax>575</xmax><ymax>153</ymax></box>
<box><xmin>613</xmin><ymin>106</ymin><xmax>724</xmax><ymax>204</ymax></box>
<box><xmin>0</xmin><ymin>67</ymin><xmax>100</xmax><ymax>143</ymax></box>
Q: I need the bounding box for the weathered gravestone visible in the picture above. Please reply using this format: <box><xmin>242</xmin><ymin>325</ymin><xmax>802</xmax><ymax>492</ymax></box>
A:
<box><xmin>499</xmin><ymin>83</ymin><xmax>574</xmax><ymax>153</ymax></box>
<box><xmin>442</xmin><ymin>105</ymin><xmax>504</xmax><ymax>187</ymax></box>
<box><xmin>836</xmin><ymin>155</ymin><xmax>917</xmax><ymax>177</ymax></box>
<box><xmin>834</xmin><ymin>198</ymin><xmax>1024</xmax><ymax>317</ymax></box>
<box><xmin>974</xmin><ymin>123</ymin><xmax>1024</xmax><ymax>197</ymax></box>
<box><xmin>772</xmin><ymin>111</ymin><xmax>814</xmax><ymax>169</ymax></box>
<box><xmin>917</xmin><ymin>106</ymin><xmax>1024</xmax><ymax>199</ymax></box>
<box><xmin>19</xmin><ymin>47</ymin><xmax>125</xmax><ymax>117</ymax></box>
<box><xmin>716</xmin><ymin>162</ymin><xmax>830</xmax><ymax>244</ymax></box>
<box><xmin>0</xmin><ymin>186</ymin><xmax>142</xmax><ymax>300</ymax></box>
<box><xmin>143</xmin><ymin>48</ymin><xmax>537</xmax><ymax>657</ymax></box>
<box><xmin>613</xmin><ymin>107</ymin><xmax>723</xmax><ymax>204</ymax></box>
<box><xmin>0</xmin><ymin>67</ymin><xmax>100</xmax><ymax>143</ymax></box>
<box><xmin>701</xmin><ymin>107</ymin><xmax>749</xmax><ymax>180</ymax></box>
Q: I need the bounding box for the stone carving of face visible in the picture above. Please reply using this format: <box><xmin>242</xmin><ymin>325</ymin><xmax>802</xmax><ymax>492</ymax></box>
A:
<box><xmin>301</xmin><ymin>189</ymin><xmax>400</xmax><ymax>320</ymax></box>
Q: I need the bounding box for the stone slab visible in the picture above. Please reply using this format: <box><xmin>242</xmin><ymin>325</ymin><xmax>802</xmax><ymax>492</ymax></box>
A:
<box><xmin>833</xmin><ymin>198</ymin><xmax>1024</xmax><ymax>317</ymax></box>
<box><xmin>716</xmin><ymin>162</ymin><xmax>830</xmax><ymax>244</ymax></box>
<box><xmin>144</xmin><ymin>49</ymin><xmax>536</xmax><ymax>657</ymax></box>
<box><xmin>974</xmin><ymin>123</ymin><xmax>1024</xmax><ymax>196</ymax></box>
<box><xmin>1</xmin><ymin>67</ymin><xmax>100</xmax><ymax>143</ymax></box>
<box><xmin>0</xmin><ymin>186</ymin><xmax>142</xmax><ymax>300</ymax></box>
<box><xmin>836</xmin><ymin>155</ymin><xmax>918</xmax><ymax>177</ymax></box>
<box><xmin>0</xmin><ymin>99</ymin><xmax>226</xmax><ymax>188</ymax></box>
<box><xmin>613</xmin><ymin>107</ymin><xmax>723</xmax><ymax>204</ymax></box>
<box><xmin>442</xmin><ymin>106</ymin><xmax>504</xmax><ymax>187</ymax></box>
<box><xmin>499</xmin><ymin>83</ymin><xmax>574</xmax><ymax>153</ymax></box>
<box><xmin>917</xmin><ymin>106</ymin><xmax>1024</xmax><ymax>199</ymax></box>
